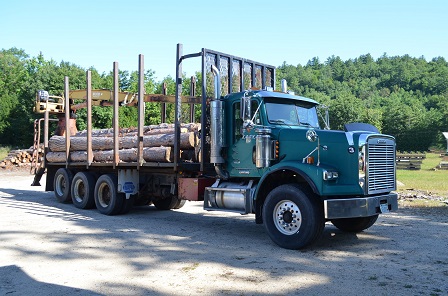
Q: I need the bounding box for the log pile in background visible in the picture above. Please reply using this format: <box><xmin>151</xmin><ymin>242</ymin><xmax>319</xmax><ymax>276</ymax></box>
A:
<box><xmin>46</xmin><ymin>123</ymin><xmax>201</xmax><ymax>163</ymax></box>
<box><xmin>0</xmin><ymin>147</ymin><xmax>40</xmax><ymax>168</ymax></box>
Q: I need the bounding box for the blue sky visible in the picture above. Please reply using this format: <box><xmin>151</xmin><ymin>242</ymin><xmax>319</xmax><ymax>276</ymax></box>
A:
<box><xmin>1</xmin><ymin>0</ymin><xmax>447</xmax><ymax>81</ymax></box>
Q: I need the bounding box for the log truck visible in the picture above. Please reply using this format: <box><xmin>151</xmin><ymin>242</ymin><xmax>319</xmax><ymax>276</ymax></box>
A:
<box><xmin>32</xmin><ymin>44</ymin><xmax>398</xmax><ymax>249</ymax></box>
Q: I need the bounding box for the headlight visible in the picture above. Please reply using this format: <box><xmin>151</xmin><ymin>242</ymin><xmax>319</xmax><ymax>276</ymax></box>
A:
<box><xmin>323</xmin><ymin>170</ymin><xmax>339</xmax><ymax>180</ymax></box>
<box><xmin>359</xmin><ymin>146</ymin><xmax>366</xmax><ymax>191</ymax></box>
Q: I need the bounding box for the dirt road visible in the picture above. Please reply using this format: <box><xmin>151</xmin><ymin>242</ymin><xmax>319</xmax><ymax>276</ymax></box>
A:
<box><xmin>0</xmin><ymin>169</ymin><xmax>447</xmax><ymax>296</ymax></box>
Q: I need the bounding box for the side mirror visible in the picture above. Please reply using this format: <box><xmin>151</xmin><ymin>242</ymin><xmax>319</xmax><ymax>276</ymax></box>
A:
<box><xmin>241</xmin><ymin>93</ymin><xmax>251</xmax><ymax>122</ymax></box>
<box><xmin>241</xmin><ymin>93</ymin><xmax>254</xmax><ymax>130</ymax></box>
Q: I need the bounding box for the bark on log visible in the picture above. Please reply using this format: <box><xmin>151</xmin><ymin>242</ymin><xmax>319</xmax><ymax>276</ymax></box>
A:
<box><xmin>46</xmin><ymin>147</ymin><xmax>172</xmax><ymax>163</ymax></box>
<box><xmin>74</xmin><ymin>123</ymin><xmax>200</xmax><ymax>137</ymax></box>
<box><xmin>143</xmin><ymin>147</ymin><xmax>172</xmax><ymax>162</ymax></box>
<box><xmin>49</xmin><ymin>132</ymin><xmax>197</xmax><ymax>152</ymax></box>
<box><xmin>49</xmin><ymin>136</ymin><xmax>120</xmax><ymax>151</ymax></box>
<box><xmin>45</xmin><ymin>152</ymin><xmax>67</xmax><ymax>162</ymax></box>
<box><xmin>93</xmin><ymin>147</ymin><xmax>172</xmax><ymax>162</ymax></box>
<box><xmin>141</xmin><ymin>132</ymin><xmax>196</xmax><ymax>149</ymax></box>
<box><xmin>70</xmin><ymin>151</ymin><xmax>93</xmax><ymax>162</ymax></box>
<box><xmin>45</xmin><ymin>151</ymin><xmax>89</xmax><ymax>162</ymax></box>
<box><xmin>75</xmin><ymin>127</ymin><xmax>189</xmax><ymax>137</ymax></box>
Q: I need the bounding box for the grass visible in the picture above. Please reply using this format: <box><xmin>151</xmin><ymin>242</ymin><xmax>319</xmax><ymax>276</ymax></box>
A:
<box><xmin>0</xmin><ymin>146</ymin><xmax>10</xmax><ymax>160</ymax></box>
<box><xmin>396</xmin><ymin>152</ymin><xmax>448</xmax><ymax>197</ymax></box>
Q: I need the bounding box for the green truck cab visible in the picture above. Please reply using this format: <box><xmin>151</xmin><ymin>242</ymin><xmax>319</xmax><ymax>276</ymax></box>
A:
<box><xmin>203</xmin><ymin>73</ymin><xmax>397</xmax><ymax>249</ymax></box>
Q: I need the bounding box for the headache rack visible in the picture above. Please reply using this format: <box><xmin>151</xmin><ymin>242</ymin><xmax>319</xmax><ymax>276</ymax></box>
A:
<box><xmin>175</xmin><ymin>44</ymin><xmax>277</xmax><ymax>171</ymax></box>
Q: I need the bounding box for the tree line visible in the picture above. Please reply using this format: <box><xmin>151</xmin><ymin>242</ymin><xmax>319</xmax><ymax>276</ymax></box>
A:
<box><xmin>278</xmin><ymin>54</ymin><xmax>448</xmax><ymax>151</ymax></box>
<box><xmin>1</xmin><ymin>48</ymin><xmax>447</xmax><ymax>151</ymax></box>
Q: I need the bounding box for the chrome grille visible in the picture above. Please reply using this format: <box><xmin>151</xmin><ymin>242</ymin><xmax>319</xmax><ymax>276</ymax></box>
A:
<box><xmin>366</xmin><ymin>137</ymin><xmax>396</xmax><ymax>194</ymax></box>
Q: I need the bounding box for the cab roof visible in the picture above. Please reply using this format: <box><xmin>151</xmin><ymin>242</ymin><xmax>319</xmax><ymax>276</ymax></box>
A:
<box><xmin>224</xmin><ymin>90</ymin><xmax>319</xmax><ymax>105</ymax></box>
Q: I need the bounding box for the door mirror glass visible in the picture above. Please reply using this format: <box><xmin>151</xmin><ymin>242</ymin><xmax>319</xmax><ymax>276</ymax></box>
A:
<box><xmin>241</xmin><ymin>93</ymin><xmax>251</xmax><ymax>122</ymax></box>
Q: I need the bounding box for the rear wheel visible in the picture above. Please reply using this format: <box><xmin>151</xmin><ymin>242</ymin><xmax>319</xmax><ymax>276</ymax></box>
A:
<box><xmin>174</xmin><ymin>199</ymin><xmax>186</xmax><ymax>209</ymax></box>
<box><xmin>54</xmin><ymin>168</ymin><xmax>73</xmax><ymax>203</ymax></box>
<box><xmin>263</xmin><ymin>184</ymin><xmax>324</xmax><ymax>249</ymax></box>
<box><xmin>71</xmin><ymin>172</ymin><xmax>96</xmax><ymax>209</ymax></box>
<box><xmin>94</xmin><ymin>174</ymin><xmax>124</xmax><ymax>215</ymax></box>
<box><xmin>331</xmin><ymin>215</ymin><xmax>379</xmax><ymax>232</ymax></box>
<box><xmin>153</xmin><ymin>196</ymin><xmax>184</xmax><ymax>210</ymax></box>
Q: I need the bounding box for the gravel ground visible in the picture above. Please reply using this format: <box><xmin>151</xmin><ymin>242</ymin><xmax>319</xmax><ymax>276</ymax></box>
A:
<box><xmin>0</xmin><ymin>168</ymin><xmax>447</xmax><ymax>296</ymax></box>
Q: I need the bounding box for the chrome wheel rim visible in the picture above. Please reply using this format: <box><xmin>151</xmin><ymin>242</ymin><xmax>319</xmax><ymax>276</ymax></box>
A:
<box><xmin>73</xmin><ymin>179</ymin><xmax>85</xmax><ymax>203</ymax></box>
<box><xmin>273</xmin><ymin>200</ymin><xmax>302</xmax><ymax>235</ymax></box>
<box><xmin>97</xmin><ymin>183</ymin><xmax>111</xmax><ymax>208</ymax></box>
<box><xmin>55</xmin><ymin>174</ymin><xmax>66</xmax><ymax>196</ymax></box>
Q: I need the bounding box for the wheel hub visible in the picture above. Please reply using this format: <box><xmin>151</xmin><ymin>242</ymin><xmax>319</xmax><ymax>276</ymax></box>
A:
<box><xmin>55</xmin><ymin>175</ymin><xmax>66</xmax><ymax>196</ymax></box>
<box><xmin>73</xmin><ymin>179</ymin><xmax>85</xmax><ymax>203</ymax></box>
<box><xmin>98</xmin><ymin>183</ymin><xmax>111</xmax><ymax>207</ymax></box>
<box><xmin>282</xmin><ymin>210</ymin><xmax>293</xmax><ymax>223</ymax></box>
<box><xmin>273</xmin><ymin>200</ymin><xmax>302</xmax><ymax>235</ymax></box>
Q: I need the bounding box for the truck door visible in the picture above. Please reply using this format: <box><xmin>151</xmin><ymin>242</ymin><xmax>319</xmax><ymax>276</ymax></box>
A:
<box><xmin>227</xmin><ymin>99</ymin><xmax>263</xmax><ymax>177</ymax></box>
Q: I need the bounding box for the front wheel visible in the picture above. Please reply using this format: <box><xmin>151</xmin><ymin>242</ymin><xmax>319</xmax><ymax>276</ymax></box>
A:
<box><xmin>331</xmin><ymin>215</ymin><xmax>379</xmax><ymax>232</ymax></box>
<box><xmin>263</xmin><ymin>184</ymin><xmax>324</xmax><ymax>249</ymax></box>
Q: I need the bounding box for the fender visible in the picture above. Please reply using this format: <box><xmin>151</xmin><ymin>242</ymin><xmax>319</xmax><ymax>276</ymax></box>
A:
<box><xmin>253</xmin><ymin>164</ymin><xmax>322</xmax><ymax>224</ymax></box>
<box><xmin>254</xmin><ymin>164</ymin><xmax>320</xmax><ymax>200</ymax></box>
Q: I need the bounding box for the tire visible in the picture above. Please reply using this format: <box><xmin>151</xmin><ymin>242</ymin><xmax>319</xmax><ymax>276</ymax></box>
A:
<box><xmin>71</xmin><ymin>172</ymin><xmax>96</xmax><ymax>209</ymax></box>
<box><xmin>94</xmin><ymin>174</ymin><xmax>124</xmax><ymax>215</ymax></box>
<box><xmin>262</xmin><ymin>184</ymin><xmax>324</xmax><ymax>250</ymax></box>
<box><xmin>331</xmin><ymin>215</ymin><xmax>379</xmax><ymax>233</ymax></box>
<box><xmin>120</xmin><ymin>195</ymin><xmax>135</xmax><ymax>215</ymax></box>
<box><xmin>54</xmin><ymin>168</ymin><xmax>73</xmax><ymax>203</ymax></box>
<box><xmin>174</xmin><ymin>199</ymin><xmax>186</xmax><ymax>209</ymax></box>
<box><xmin>153</xmin><ymin>196</ymin><xmax>183</xmax><ymax>210</ymax></box>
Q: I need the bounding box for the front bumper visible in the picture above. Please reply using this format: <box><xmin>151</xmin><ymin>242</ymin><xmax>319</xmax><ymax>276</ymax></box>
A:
<box><xmin>324</xmin><ymin>192</ymin><xmax>398</xmax><ymax>219</ymax></box>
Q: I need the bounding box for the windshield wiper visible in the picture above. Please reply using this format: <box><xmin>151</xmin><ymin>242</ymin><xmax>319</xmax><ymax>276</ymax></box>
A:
<box><xmin>299</xmin><ymin>121</ymin><xmax>312</xmax><ymax>127</ymax></box>
<box><xmin>270</xmin><ymin>119</ymin><xmax>287</xmax><ymax>124</ymax></box>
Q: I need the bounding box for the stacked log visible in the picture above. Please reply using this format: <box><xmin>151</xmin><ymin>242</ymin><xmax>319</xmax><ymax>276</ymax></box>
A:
<box><xmin>46</xmin><ymin>123</ymin><xmax>201</xmax><ymax>164</ymax></box>
<box><xmin>0</xmin><ymin>148</ymin><xmax>35</xmax><ymax>168</ymax></box>
<box><xmin>73</xmin><ymin>122</ymin><xmax>200</xmax><ymax>137</ymax></box>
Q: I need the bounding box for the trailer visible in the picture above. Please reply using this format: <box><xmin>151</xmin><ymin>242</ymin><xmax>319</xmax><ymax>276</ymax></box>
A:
<box><xmin>32</xmin><ymin>44</ymin><xmax>398</xmax><ymax>249</ymax></box>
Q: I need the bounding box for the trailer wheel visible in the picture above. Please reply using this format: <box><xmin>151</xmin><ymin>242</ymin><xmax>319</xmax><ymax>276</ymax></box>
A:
<box><xmin>262</xmin><ymin>184</ymin><xmax>324</xmax><ymax>250</ymax></box>
<box><xmin>331</xmin><ymin>215</ymin><xmax>379</xmax><ymax>233</ymax></box>
<box><xmin>94</xmin><ymin>174</ymin><xmax>124</xmax><ymax>215</ymax></box>
<box><xmin>71</xmin><ymin>172</ymin><xmax>96</xmax><ymax>209</ymax></box>
<box><xmin>174</xmin><ymin>199</ymin><xmax>186</xmax><ymax>209</ymax></box>
<box><xmin>153</xmin><ymin>196</ymin><xmax>184</xmax><ymax>210</ymax></box>
<box><xmin>54</xmin><ymin>168</ymin><xmax>73</xmax><ymax>203</ymax></box>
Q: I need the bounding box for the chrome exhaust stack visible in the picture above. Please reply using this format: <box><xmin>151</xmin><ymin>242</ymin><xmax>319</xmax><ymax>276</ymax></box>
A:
<box><xmin>281</xmin><ymin>79</ymin><xmax>288</xmax><ymax>93</ymax></box>
<box><xmin>210</xmin><ymin>65</ymin><xmax>229</xmax><ymax>179</ymax></box>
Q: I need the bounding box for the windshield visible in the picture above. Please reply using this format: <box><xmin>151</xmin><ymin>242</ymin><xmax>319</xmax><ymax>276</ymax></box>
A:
<box><xmin>265</xmin><ymin>101</ymin><xmax>320</xmax><ymax>128</ymax></box>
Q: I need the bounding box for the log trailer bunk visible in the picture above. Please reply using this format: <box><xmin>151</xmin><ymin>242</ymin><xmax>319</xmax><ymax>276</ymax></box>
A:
<box><xmin>32</xmin><ymin>44</ymin><xmax>398</xmax><ymax>249</ymax></box>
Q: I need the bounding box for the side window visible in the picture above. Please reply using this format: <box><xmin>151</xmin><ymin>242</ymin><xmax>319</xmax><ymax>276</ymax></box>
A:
<box><xmin>234</xmin><ymin>102</ymin><xmax>242</xmax><ymax>141</ymax></box>
<box><xmin>234</xmin><ymin>100</ymin><xmax>259</xmax><ymax>142</ymax></box>
<box><xmin>251</xmin><ymin>100</ymin><xmax>260</xmax><ymax>124</ymax></box>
